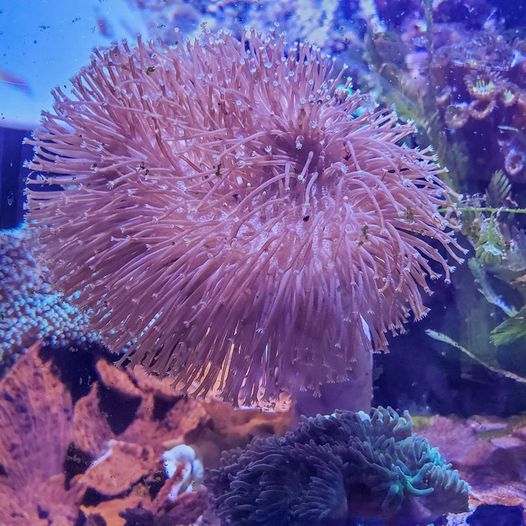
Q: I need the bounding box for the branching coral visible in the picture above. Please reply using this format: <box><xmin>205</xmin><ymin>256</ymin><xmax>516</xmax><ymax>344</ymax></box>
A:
<box><xmin>27</xmin><ymin>30</ymin><xmax>463</xmax><ymax>404</ymax></box>
<box><xmin>0</xmin><ymin>226</ymin><xmax>98</xmax><ymax>375</ymax></box>
<box><xmin>206</xmin><ymin>406</ymin><xmax>470</xmax><ymax>526</ymax></box>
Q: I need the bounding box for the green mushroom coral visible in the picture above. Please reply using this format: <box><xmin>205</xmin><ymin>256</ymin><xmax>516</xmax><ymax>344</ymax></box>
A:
<box><xmin>206</xmin><ymin>406</ymin><xmax>469</xmax><ymax>526</ymax></box>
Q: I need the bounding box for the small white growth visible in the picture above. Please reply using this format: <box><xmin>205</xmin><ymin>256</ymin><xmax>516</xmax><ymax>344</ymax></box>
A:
<box><xmin>357</xmin><ymin>411</ymin><xmax>371</xmax><ymax>422</ymax></box>
<box><xmin>360</xmin><ymin>315</ymin><xmax>372</xmax><ymax>343</ymax></box>
<box><xmin>295</xmin><ymin>136</ymin><xmax>303</xmax><ymax>150</ymax></box>
<box><xmin>162</xmin><ymin>444</ymin><xmax>204</xmax><ymax>502</ymax></box>
<box><xmin>91</xmin><ymin>439</ymin><xmax>118</xmax><ymax>468</ymax></box>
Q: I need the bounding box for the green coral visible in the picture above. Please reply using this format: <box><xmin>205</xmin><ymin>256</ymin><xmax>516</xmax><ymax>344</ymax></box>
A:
<box><xmin>490</xmin><ymin>305</ymin><xmax>526</xmax><ymax>346</ymax></box>
<box><xmin>474</xmin><ymin>215</ymin><xmax>507</xmax><ymax>265</ymax></box>
<box><xmin>207</xmin><ymin>407</ymin><xmax>469</xmax><ymax>526</ymax></box>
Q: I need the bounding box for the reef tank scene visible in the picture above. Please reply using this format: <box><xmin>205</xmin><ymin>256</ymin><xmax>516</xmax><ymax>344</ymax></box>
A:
<box><xmin>2</xmin><ymin>0</ymin><xmax>526</xmax><ymax>524</ymax></box>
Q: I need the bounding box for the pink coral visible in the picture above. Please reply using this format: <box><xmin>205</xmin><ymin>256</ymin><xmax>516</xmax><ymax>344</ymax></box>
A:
<box><xmin>27</xmin><ymin>30</ymin><xmax>463</xmax><ymax>404</ymax></box>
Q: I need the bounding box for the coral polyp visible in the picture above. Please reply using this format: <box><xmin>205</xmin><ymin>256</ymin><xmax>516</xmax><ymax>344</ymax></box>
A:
<box><xmin>27</xmin><ymin>30</ymin><xmax>463</xmax><ymax>404</ymax></box>
<box><xmin>0</xmin><ymin>226</ymin><xmax>98</xmax><ymax>375</ymax></box>
<box><xmin>465</xmin><ymin>72</ymin><xmax>501</xmax><ymax>101</ymax></box>
<box><xmin>444</xmin><ymin>103</ymin><xmax>470</xmax><ymax>130</ymax></box>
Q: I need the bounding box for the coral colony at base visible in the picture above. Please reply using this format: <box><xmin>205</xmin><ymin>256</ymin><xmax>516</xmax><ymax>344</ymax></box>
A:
<box><xmin>27</xmin><ymin>30</ymin><xmax>463</xmax><ymax>406</ymax></box>
<box><xmin>207</xmin><ymin>407</ymin><xmax>469</xmax><ymax>526</ymax></box>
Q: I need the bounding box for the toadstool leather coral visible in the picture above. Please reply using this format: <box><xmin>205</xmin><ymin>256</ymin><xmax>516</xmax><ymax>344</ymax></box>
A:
<box><xmin>26</xmin><ymin>30</ymin><xmax>463</xmax><ymax>405</ymax></box>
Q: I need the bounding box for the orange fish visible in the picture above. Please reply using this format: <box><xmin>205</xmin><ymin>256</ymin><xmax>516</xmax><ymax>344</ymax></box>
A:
<box><xmin>0</xmin><ymin>68</ymin><xmax>32</xmax><ymax>96</ymax></box>
<box><xmin>97</xmin><ymin>16</ymin><xmax>114</xmax><ymax>39</ymax></box>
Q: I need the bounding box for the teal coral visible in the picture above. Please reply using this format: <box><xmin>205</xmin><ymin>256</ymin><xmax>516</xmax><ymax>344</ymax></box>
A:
<box><xmin>207</xmin><ymin>406</ymin><xmax>470</xmax><ymax>526</ymax></box>
<box><xmin>474</xmin><ymin>215</ymin><xmax>507</xmax><ymax>265</ymax></box>
<box><xmin>0</xmin><ymin>226</ymin><xmax>99</xmax><ymax>375</ymax></box>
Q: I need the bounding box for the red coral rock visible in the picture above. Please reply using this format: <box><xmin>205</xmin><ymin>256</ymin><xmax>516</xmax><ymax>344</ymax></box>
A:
<box><xmin>78</xmin><ymin>440</ymin><xmax>155</xmax><ymax>498</ymax></box>
<box><xmin>417</xmin><ymin>415</ymin><xmax>526</xmax><ymax>510</ymax></box>
<box><xmin>0</xmin><ymin>343</ymin><xmax>80</xmax><ymax>525</ymax></box>
<box><xmin>0</xmin><ymin>343</ymin><xmax>292</xmax><ymax>525</ymax></box>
